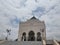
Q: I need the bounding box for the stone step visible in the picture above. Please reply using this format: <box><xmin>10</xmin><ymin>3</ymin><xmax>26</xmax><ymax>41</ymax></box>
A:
<box><xmin>0</xmin><ymin>41</ymin><xmax>42</xmax><ymax>45</ymax></box>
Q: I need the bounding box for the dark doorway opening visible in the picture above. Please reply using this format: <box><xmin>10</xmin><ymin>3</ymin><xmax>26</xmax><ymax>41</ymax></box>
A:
<box><xmin>37</xmin><ymin>32</ymin><xmax>41</xmax><ymax>41</ymax></box>
<box><xmin>28</xmin><ymin>31</ymin><xmax>35</xmax><ymax>41</ymax></box>
<box><xmin>21</xmin><ymin>32</ymin><xmax>26</xmax><ymax>41</ymax></box>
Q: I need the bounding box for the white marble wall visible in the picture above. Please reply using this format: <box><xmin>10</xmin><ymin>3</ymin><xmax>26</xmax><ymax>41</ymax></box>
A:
<box><xmin>18</xmin><ymin>18</ymin><xmax>46</xmax><ymax>41</ymax></box>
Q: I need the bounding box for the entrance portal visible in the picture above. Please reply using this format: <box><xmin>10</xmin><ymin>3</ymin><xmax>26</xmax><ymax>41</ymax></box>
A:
<box><xmin>37</xmin><ymin>32</ymin><xmax>41</xmax><ymax>41</ymax></box>
<box><xmin>21</xmin><ymin>32</ymin><xmax>26</xmax><ymax>41</ymax></box>
<box><xmin>28</xmin><ymin>31</ymin><xmax>35</xmax><ymax>41</ymax></box>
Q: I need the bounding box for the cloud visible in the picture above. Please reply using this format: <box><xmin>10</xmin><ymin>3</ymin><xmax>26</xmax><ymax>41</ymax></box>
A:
<box><xmin>39</xmin><ymin>3</ymin><xmax>60</xmax><ymax>40</ymax></box>
<box><xmin>32</xmin><ymin>7</ymin><xmax>45</xmax><ymax>17</ymax></box>
<box><xmin>0</xmin><ymin>0</ymin><xmax>60</xmax><ymax>40</ymax></box>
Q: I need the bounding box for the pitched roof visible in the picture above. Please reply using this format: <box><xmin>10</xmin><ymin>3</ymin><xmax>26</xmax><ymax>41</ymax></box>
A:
<box><xmin>30</xmin><ymin>16</ymin><xmax>37</xmax><ymax>20</ymax></box>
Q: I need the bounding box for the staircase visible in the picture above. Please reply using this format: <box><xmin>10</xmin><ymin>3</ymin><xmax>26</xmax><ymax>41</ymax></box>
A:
<box><xmin>0</xmin><ymin>41</ymin><xmax>42</xmax><ymax>45</ymax></box>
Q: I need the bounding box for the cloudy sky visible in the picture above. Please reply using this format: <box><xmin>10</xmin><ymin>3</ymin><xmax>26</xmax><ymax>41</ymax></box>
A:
<box><xmin>0</xmin><ymin>0</ymin><xmax>60</xmax><ymax>41</ymax></box>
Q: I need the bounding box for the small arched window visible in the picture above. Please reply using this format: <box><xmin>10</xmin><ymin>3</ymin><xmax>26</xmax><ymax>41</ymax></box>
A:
<box><xmin>21</xmin><ymin>32</ymin><xmax>26</xmax><ymax>41</ymax></box>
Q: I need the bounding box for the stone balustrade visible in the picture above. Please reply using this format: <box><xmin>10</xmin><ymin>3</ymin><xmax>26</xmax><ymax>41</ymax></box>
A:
<box><xmin>53</xmin><ymin>40</ymin><xmax>59</xmax><ymax>45</ymax></box>
<box><xmin>42</xmin><ymin>40</ymin><xmax>46</xmax><ymax>45</ymax></box>
<box><xmin>0</xmin><ymin>41</ymin><xmax>42</xmax><ymax>45</ymax></box>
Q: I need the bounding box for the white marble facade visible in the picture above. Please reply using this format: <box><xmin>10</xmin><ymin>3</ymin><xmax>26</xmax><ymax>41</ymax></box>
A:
<box><xmin>18</xmin><ymin>16</ymin><xmax>46</xmax><ymax>41</ymax></box>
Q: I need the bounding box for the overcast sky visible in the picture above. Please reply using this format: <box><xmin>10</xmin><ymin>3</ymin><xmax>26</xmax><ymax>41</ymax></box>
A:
<box><xmin>0</xmin><ymin>0</ymin><xmax>60</xmax><ymax>41</ymax></box>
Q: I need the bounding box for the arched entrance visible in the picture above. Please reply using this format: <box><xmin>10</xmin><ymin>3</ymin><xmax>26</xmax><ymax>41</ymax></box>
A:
<box><xmin>37</xmin><ymin>32</ymin><xmax>41</xmax><ymax>41</ymax></box>
<box><xmin>21</xmin><ymin>32</ymin><xmax>26</xmax><ymax>41</ymax></box>
<box><xmin>28</xmin><ymin>31</ymin><xmax>35</xmax><ymax>41</ymax></box>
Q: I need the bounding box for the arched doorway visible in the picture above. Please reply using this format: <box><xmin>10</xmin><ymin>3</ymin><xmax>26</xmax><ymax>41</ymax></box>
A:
<box><xmin>37</xmin><ymin>32</ymin><xmax>41</xmax><ymax>41</ymax></box>
<box><xmin>21</xmin><ymin>32</ymin><xmax>26</xmax><ymax>41</ymax></box>
<box><xmin>28</xmin><ymin>31</ymin><xmax>35</xmax><ymax>41</ymax></box>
